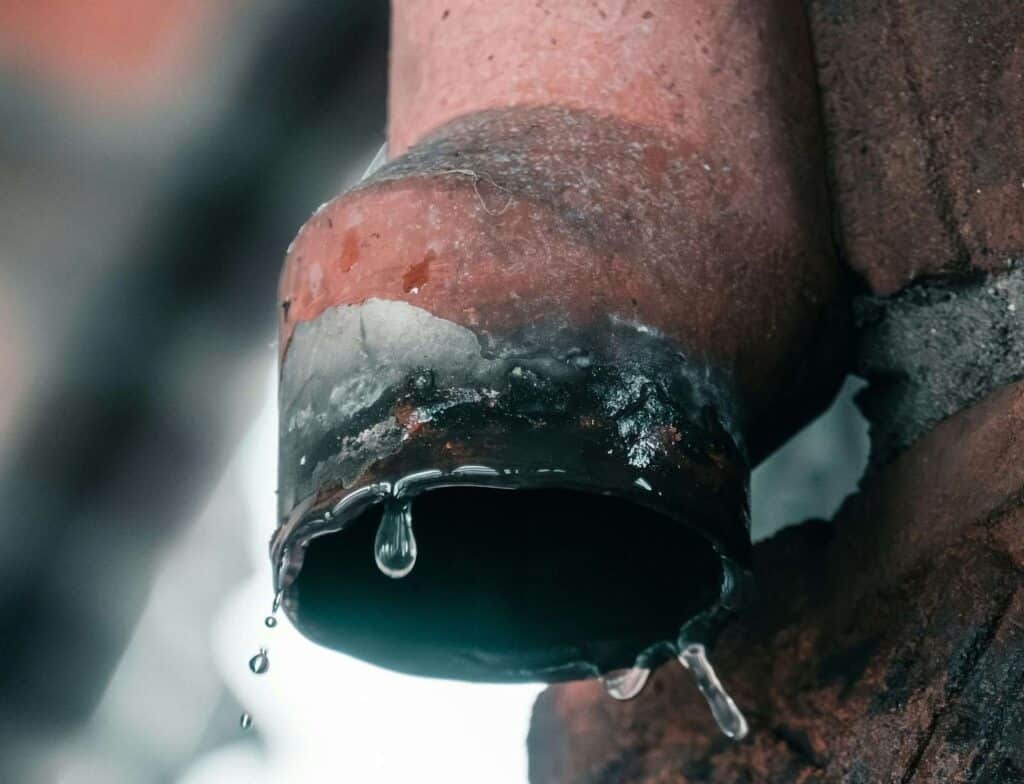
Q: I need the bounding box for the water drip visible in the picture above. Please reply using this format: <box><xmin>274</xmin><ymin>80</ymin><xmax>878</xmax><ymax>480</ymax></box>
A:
<box><xmin>374</xmin><ymin>498</ymin><xmax>417</xmax><ymax>578</ymax></box>
<box><xmin>600</xmin><ymin>666</ymin><xmax>651</xmax><ymax>700</ymax></box>
<box><xmin>249</xmin><ymin>648</ymin><xmax>270</xmax><ymax>675</ymax></box>
<box><xmin>677</xmin><ymin>643</ymin><xmax>748</xmax><ymax>740</ymax></box>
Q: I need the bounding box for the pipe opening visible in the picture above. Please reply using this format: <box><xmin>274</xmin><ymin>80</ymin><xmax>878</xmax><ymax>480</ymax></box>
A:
<box><xmin>293</xmin><ymin>485</ymin><xmax>724</xmax><ymax>680</ymax></box>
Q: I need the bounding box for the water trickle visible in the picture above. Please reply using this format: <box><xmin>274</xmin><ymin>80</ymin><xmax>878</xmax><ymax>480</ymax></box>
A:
<box><xmin>266</xmin><ymin>590</ymin><xmax>283</xmax><ymax>628</ymax></box>
<box><xmin>249</xmin><ymin>648</ymin><xmax>270</xmax><ymax>675</ymax></box>
<box><xmin>677</xmin><ymin>643</ymin><xmax>748</xmax><ymax>740</ymax></box>
<box><xmin>240</xmin><ymin>712</ymin><xmax>253</xmax><ymax>731</ymax></box>
<box><xmin>374</xmin><ymin>498</ymin><xmax>417</xmax><ymax>578</ymax></box>
<box><xmin>600</xmin><ymin>666</ymin><xmax>651</xmax><ymax>701</ymax></box>
<box><xmin>361</xmin><ymin>142</ymin><xmax>388</xmax><ymax>181</ymax></box>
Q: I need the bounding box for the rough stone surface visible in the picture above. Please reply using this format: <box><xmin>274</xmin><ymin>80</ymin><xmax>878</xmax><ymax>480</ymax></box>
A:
<box><xmin>809</xmin><ymin>0</ymin><xmax>1024</xmax><ymax>294</ymax></box>
<box><xmin>528</xmin><ymin>379</ymin><xmax>1024</xmax><ymax>783</ymax></box>
<box><xmin>856</xmin><ymin>263</ymin><xmax>1024</xmax><ymax>466</ymax></box>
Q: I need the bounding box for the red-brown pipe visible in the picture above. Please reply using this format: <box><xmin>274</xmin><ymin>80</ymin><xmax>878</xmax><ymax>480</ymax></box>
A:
<box><xmin>390</xmin><ymin>0</ymin><xmax>810</xmax><ymax>158</ymax></box>
<box><xmin>274</xmin><ymin>0</ymin><xmax>848</xmax><ymax>682</ymax></box>
<box><xmin>281</xmin><ymin>0</ymin><xmax>846</xmax><ymax>455</ymax></box>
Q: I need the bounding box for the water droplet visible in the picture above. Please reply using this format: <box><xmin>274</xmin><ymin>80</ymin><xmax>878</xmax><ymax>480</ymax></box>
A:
<box><xmin>374</xmin><ymin>498</ymin><xmax>417</xmax><ymax>578</ymax></box>
<box><xmin>240</xmin><ymin>712</ymin><xmax>253</xmax><ymax>731</ymax></box>
<box><xmin>264</xmin><ymin>615</ymin><xmax>277</xmax><ymax>628</ymax></box>
<box><xmin>272</xmin><ymin>590</ymin><xmax>283</xmax><ymax>613</ymax></box>
<box><xmin>677</xmin><ymin>643</ymin><xmax>748</xmax><ymax>740</ymax></box>
<box><xmin>601</xmin><ymin>666</ymin><xmax>651</xmax><ymax>700</ymax></box>
<box><xmin>249</xmin><ymin>648</ymin><xmax>270</xmax><ymax>675</ymax></box>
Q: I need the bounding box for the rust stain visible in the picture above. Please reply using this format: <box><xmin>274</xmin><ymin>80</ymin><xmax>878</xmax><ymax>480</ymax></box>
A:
<box><xmin>339</xmin><ymin>229</ymin><xmax>360</xmax><ymax>272</ymax></box>
<box><xmin>393</xmin><ymin>403</ymin><xmax>423</xmax><ymax>434</ymax></box>
<box><xmin>403</xmin><ymin>250</ymin><xmax>435</xmax><ymax>292</ymax></box>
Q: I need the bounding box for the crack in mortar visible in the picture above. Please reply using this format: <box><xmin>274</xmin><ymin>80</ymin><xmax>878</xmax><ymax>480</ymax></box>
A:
<box><xmin>856</xmin><ymin>263</ymin><xmax>1024</xmax><ymax>468</ymax></box>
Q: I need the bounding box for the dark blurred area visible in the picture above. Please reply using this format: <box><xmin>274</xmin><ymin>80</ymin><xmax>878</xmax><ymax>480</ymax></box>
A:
<box><xmin>0</xmin><ymin>1</ymin><xmax>388</xmax><ymax>780</ymax></box>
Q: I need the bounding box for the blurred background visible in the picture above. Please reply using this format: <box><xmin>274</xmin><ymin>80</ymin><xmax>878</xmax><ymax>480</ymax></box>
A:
<box><xmin>0</xmin><ymin>2</ymin><xmax>869</xmax><ymax>781</ymax></box>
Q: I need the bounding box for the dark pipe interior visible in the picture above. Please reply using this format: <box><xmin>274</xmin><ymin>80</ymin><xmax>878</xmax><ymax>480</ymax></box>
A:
<box><xmin>295</xmin><ymin>487</ymin><xmax>723</xmax><ymax>680</ymax></box>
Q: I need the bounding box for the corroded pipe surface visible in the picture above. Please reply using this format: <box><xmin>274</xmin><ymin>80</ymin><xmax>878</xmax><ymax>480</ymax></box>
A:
<box><xmin>274</xmin><ymin>0</ymin><xmax>848</xmax><ymax>681</ymax></box>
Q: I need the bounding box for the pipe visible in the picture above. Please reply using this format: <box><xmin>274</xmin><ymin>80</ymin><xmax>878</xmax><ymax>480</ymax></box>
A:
<box><xmin>272</xmin><ymin>0</ymin><xmax>848</xmax><ymax>685</ymax></box>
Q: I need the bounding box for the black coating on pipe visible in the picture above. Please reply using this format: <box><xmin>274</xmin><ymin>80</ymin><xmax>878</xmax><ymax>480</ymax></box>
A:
<box><xmin>275</xmin><ymin>300</ymin><xmax>751</xmax><ymax>681</ymax></box>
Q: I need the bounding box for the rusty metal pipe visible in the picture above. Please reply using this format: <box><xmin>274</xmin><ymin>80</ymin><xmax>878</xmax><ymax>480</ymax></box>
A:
<box><xmin>273</xmin><ymin>0</ymin><xmax>848</xmax><ymax>682</ymax></box>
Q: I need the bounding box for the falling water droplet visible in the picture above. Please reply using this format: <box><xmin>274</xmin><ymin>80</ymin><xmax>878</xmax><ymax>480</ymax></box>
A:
<box><xmin>677</xmin><ymin>643</ymin><xmax>748</xmax><ymax>740</ymax></box>
<box><xmin>265</xmin><ymin>590</ymin><xmax>283</xmax><ymax>628</ymax></box>
<box><xmin>374</xmin><ymin>498</ymin><xmax>417</xmax><ymax>578</ymax></box>
<box><xmin>240</xmin><ymin>712</ymin><xmax>253</xmax><ymax>731</ymax></box>
<box><xmin>249</xmin><ymin>648</ymin><xmax>270</xmax><ymax>675</ymax></box>
<box><xmin>600</xmin><ymin>666</ymin><xmax>651</xmax><ymax>700</ymax></box>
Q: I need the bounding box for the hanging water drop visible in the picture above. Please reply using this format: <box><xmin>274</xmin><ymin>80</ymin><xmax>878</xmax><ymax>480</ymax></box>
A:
<box><xmin>264</xmin><ymin>615</ymin><xmax>277</xmax><ymax>628</ymax></box>
<box><xmin>272</xmin><ymin>590</ymin><xmax>283</xmax><ymax>613</ymax></box>
<box><xmin>677</xmin><ymin>643</ymin><xmax>748</xmax><ymax>740</ymax></box>
<box><xmin>249</xmin><ymin>647</ymin><xmax>270</xmax><ymax>675</ymax></box>
<box><xmin>374</xmin><ymin>498</ymin><xmax>417</xmax><ymax>578</ymax></box>
<box><xmin>600</xmin><ymin>666</ymin><xmax>651</xmax><ymax>701</ymax></box>
<box><xmin>240</xmin><ymin>712</ymin><xmax>253</xmax><ymax>731</ymax></box>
